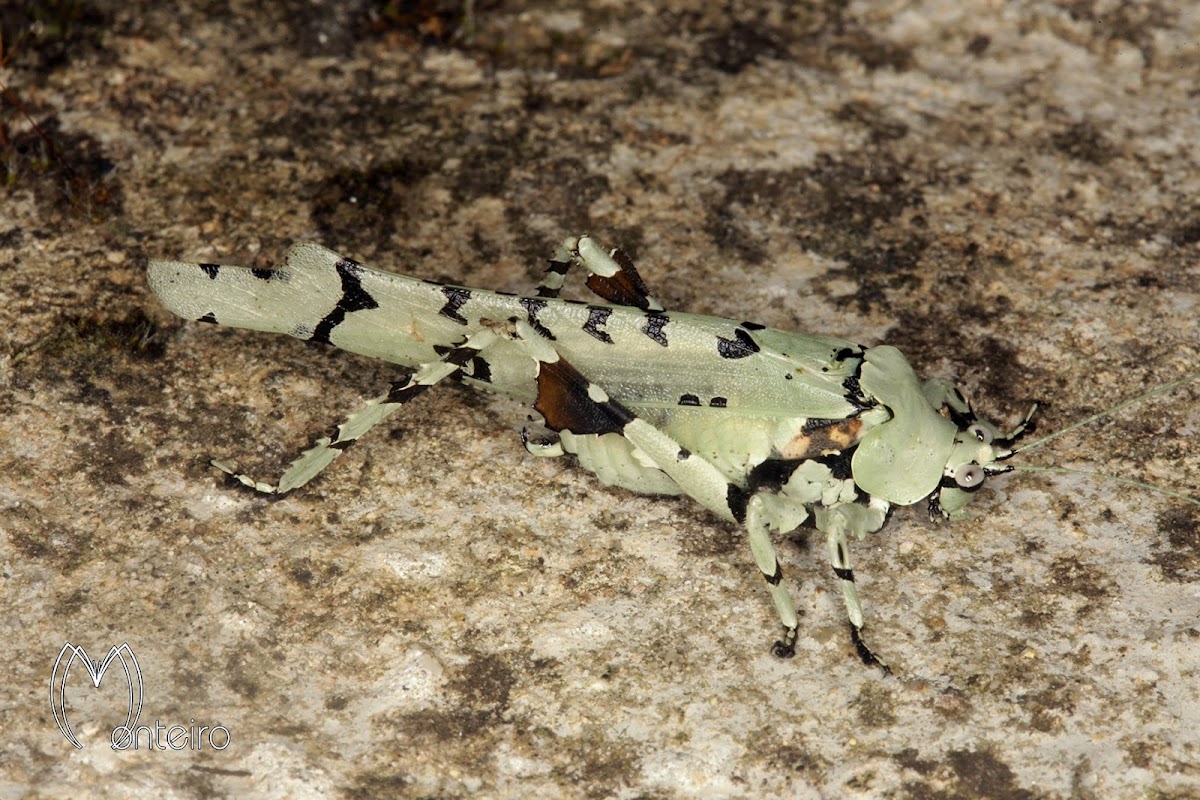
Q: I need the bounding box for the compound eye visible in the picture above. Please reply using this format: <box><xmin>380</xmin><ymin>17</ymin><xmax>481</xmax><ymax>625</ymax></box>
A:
<box><xmin>954</xmin><ymin>463</ymin><xmax>986</xmax><ymax>489</ymax></box>
<box><xmin>967</xmin><ymin>423</ymin><xmax>993</xmax><ymax>444</ymax></box>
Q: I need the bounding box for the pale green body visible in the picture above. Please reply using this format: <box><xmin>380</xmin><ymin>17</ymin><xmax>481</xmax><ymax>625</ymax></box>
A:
<box><xmin>148</xmin><ymin>237</ymin><xmax>1023</xmax><ymax>668</ymax></box>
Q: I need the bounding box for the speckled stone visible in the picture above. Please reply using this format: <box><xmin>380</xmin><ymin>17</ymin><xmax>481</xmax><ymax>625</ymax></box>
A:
<box><xmin>1</xmin><ymin>2</ymin><xmax>1197</xmax><ymax>797</ymax></box>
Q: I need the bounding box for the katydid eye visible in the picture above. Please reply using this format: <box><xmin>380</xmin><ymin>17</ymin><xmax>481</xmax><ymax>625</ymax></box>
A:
<box><xmin>954</xmin><ymin>463</ymin><xmax>985</xmax><ymax>488</ymax></box>
<box><xmin>967</xmin><ymin>423</ymin><xmax>993</xmax><ymax>444</ymax></box>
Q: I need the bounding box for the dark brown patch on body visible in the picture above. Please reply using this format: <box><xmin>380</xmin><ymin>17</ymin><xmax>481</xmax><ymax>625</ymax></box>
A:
<box><xmin>585</xmin><ymin>246</ymin><xmax>653</xmax><ymax>308</ymax></box>
<box><xmin>534</xmin><ymin>357</ymin><xmax>633</xmax><ymax>436</ymax></box>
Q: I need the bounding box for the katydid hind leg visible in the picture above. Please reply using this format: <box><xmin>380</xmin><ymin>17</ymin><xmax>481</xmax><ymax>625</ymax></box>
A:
<box><xmin>217</xmin><ymin>328</ymin><xmax>500</xmax><ymax>494</ymax></box>
<box><xmin>537</xmin><ymin>235</ymin><xmax>666</xmax><ymax>311</ymax></box>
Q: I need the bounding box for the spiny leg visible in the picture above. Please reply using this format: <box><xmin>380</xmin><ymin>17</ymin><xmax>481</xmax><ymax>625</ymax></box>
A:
<box><xmin>537</xmin><ymin>235</ymin><xmax>666</xmax><ymax>311</ymax></box>
<box><xmin>215</xmin><ymin>327</ymin><xmax>500</xmax><ymax>494</ymax></box>
<box><xmin>497</xmin><ymin>318</ymin><xmax>802</xmax><ymax>657</ymax></box>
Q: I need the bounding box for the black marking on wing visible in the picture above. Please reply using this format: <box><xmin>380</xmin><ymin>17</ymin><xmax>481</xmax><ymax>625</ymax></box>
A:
<box><xmin>439</xmin><ymin>287</ymin><xmax>472</xmax><ymax>325</ymax></box>
<box><xmin>583</xmin><ymin>307</ymin><xmax>614</xmax><ymax>344</ymax></box>
<box><xmin>741</xmin><ymin>321</ymin><xmax>767</xmax><ymax>331</ymax></box>
<box><xmin>200</xmin><ymin>264</ymin><xmax>221</xmax><ymax>279</ymax></box>
<box><xmin>198</xmin><ymin>312</ymin><xmax>219</xmax><ymax>325</ymax></box>
<box><xmin>520</xmin><ymin>298</ymin><xmax>556</xmax><ymax>340</ymax></box>
<box><xmin>677</xmin><ymin>448</ymin><xmax>691</xmax><ymax>460</ymax></box>
<box><xmin>642</xmin><ymin>313</ymin><xmax>669</xmax><ymax>347</ymax></box>
<box><xmin>310</xmin><ymin>259</ymin><xmax>381</xmax><ymax>344</ymax></box>
<box><xmin>335</xmin><ymin>260</ymin><xmax>377</xmax><ymax>311</ymax></box>
<box><xmin>716</xmin><ymin>328</ymin><xmax>760</xmax><ymax>359</ymax></box>
<box><xmin>825</xmin><ymin>346</ymin><xmax>865</xmax><ymax>374</ymax></box>
<box><xmin>251</xmin><ymin>268</ymin><xmax>273</xmax><ymax>281</ymax></box>
<box><xmin>678</xmin><ymin>394</ymin><xmax>701</xmax><ymax>406</ymax></box>
<box><xmin>709</xmin><ymin>396</ymin><xmax>728</xmax><ymax>408</ymax></box>
<box><xmin>534</xmin><ymin>356</ymin><xmax>635</xmax><ymax>436</ymax></box>
<box><xmin>833</xmin><ymin>567</ymin><xmax>855</xmax><ymax>582</ymax></box>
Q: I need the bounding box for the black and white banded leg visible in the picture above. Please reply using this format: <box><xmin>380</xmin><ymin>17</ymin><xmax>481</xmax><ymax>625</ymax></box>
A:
<box><xmin>537</xmin><ymin>235</ymin><xmax>666</xmax><ymax>312</ymax></box>
<box><xmin>813</xmin><ymin>503</ymin><xmax>892</xmax><ymax>674</ymax></box>
<box><xmin>215</xmin><ymin>327</ymin><xmax>500</xmax><ymax>494</ymax></box>
<box><xmin>496</xmin><ymin>318</ymin><xmax>804</xmax><ymax>657</ymax></box>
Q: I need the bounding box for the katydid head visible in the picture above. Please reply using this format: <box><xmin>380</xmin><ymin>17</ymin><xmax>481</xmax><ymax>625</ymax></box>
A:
<box><xmin>851</xmin><ymin>348</ymin><xmax>1033</xmax><ymax>511</ymax></box>
<box><xmin>928</xmin><ymin>371</ymin><xmax>1200</xmax><ymax>518</ymax></box>
<box><xmin>850</xmin><ymin>348</ymin><xmax>1197</xmax><ymax>515</ymax></box>
<box><xmin>925</xmin><ymin>384</ymin><xmax>1035</xmax><ymax>519</ymax></box>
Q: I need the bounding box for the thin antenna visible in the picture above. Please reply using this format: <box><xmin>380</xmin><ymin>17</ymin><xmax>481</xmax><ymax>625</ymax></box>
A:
<box><xmin>1014</xmin><ymin>372</ymin><xmax>1199</xmax><ymax>454</ymax></box>
<box><xmin>1011</xmin><ymin>465</ymin><xmax>1200</xmax><ymax>507</ymax></box>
